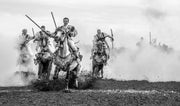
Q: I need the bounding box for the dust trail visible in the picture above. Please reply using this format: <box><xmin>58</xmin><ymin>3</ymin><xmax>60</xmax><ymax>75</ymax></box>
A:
<box><xmin>78</xmin><ymin>40</ymin><xmax>180</xmax><ymax>82</ymax></box>
<box><xmin>104</xmin><ymin>44</ymin><xmax>180</xmax><ymax>82</ymax></box>
<box><xmin>0</xmin><ymin>33</ymin><xmax>37</xmax><ymax>86</ymax></box>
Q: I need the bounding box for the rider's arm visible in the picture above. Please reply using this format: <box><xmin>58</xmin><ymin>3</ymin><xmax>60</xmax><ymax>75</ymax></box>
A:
<box><xmin>28</xmin><ymin>34</ymin><xmax>35</xmax><ymax>41</ymax></box>
<box><xmin>33</xmin><ymin>32</ymin><xmax>41</xmax><ymax>42</ymax></box>
<box><xmin>69</xmin><ymin>26</ymin><xmax>78</xmax><ymax>37</ymax></box>
<box><xmin>24</xmin><ymin>34</ymin><xmax>34</xmax><ymax>44</ymax></box>
<box><xmin>103</xmin><ymin>32</ymin><xmax>113</xmax><ymax>40</ymax></box>
<box><xmin>104</xmin><ymin>40</ymin><xmax>110</xmax><ymax>50</ymax></box>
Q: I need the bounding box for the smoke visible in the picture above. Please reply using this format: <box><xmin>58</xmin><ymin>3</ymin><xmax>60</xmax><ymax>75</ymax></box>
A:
<box><xmin>101</xmin><ymin>44</ymin><xmax>180</xmax><ymax>82</ymax></box>
<box><xmin>81</xmin><ymin>44</ymin><xmax>180</xmax><ymax>82</ymax></box>
<box><xmin>1</xmin><ymin>35</ymin><xmax>180</xmax><ymax>87</ymax></box>
<box><xmin>0</xmin><ymin>34</ymin><xmax>37</xmax><ymax>86</ymax></box>
<box><xmin>65</xmin><ymin>36</ymin><xmax>180</xmax><ymax>82</ymax></box>
<box><xmin>141</xmin><ymin>0</ymin><xmax>180</xmax><ymax>50</ymax></box>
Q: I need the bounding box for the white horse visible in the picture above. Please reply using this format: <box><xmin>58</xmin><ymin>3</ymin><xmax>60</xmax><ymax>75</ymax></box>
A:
<box><xmin>52</xmin><ymin>29</ymin><xmax>81</xmax><ymax>91</ymax></box>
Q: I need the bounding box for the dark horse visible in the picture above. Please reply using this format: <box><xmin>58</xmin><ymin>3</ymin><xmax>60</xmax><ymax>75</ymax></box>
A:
<box><xmin>34</xmin><ymin>36</ymin><xmax>53</xmax><ymax>80</ymax></box>
<box><xmin>52</xmin><ymin>29</ymin><xmax>81</xmax><ymax>91</ymax></box>
<box><xmin>92</xmin><ymin>41</ymin><xmax>107</xmax><ymax>78</ymax></box>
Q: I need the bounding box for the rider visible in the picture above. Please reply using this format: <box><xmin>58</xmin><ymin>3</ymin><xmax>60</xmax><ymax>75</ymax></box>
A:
<box><xmin>33</xmin><ymin>26</ymin><xmax>53</xmax><ymax>79</ymax></box>
<box><xmin>19</xmin><ymin>29</ymin><xmax>34</xmax><ymax>51</ymax></box>
<box><xmin>18</xmin><ymin>28</ymin><xmax>35</xmax><ymax>59</ymax></box>
<box><xmin>53</xmin><ymin>17</ymin><xmax>79</xmax><ymax>59</ymax></box>
<box><xmin>51</xmin><ymin>17</ymin><xmax>81</xmax><ymax>81</ymax></box>
<box><xmin>136</xmin><ymin>37</ymin><xmax>145</xmax><ymax>47</ymax></box>
<box><xmin>34</xmin><ymin>25</ymin><xmax>52</xmax><ymax>54</ymax></box>
<box><xmin>91</xmin><ymin>29</ymin><xmax>114</xmax><ymax>64</ymax></box>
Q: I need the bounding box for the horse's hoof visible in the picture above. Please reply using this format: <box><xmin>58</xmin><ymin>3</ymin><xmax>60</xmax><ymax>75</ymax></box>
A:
<box><xmin>63</xmin><ymin>89</ymin><xmax>71</xmax><ymax>93</ymax></box>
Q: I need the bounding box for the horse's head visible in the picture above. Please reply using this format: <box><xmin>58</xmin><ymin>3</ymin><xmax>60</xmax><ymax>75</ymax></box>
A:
<box><xmin>96</xmin><ymin>41</ymin><xmax>104</xmax><ymax>52</ymax></box>
<box><xmin>55</xmin><ymin>28</ymin><xmax>71</xmax><ymax>57</ymax></box>
<box><xmin>56</xmin><ymin>30</ymin><xmax>67</xmax><ymax>48</ymax></box>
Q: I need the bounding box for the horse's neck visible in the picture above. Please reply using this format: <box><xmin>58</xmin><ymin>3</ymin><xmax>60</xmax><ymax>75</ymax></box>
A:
<box><xmin>58</xmin><ymin>38</ymin><xmax>71</xmax><ymax>57</ymax></box>
<box><xmin>41</xmin><ymin>37</ymin><xmax>48</xmax><ymax>47</ymax></box>
<box><xmin>97</xmin><ymin>45</ymin><xmax>104</xmax><ymax>53</ymax></box>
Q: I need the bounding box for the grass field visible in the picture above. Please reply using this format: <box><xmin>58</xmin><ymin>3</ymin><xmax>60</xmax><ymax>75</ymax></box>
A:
<box><xmin>0</xmin><ymin>79</ymin><xmax>180</xmax><ymax>106</ymax></box>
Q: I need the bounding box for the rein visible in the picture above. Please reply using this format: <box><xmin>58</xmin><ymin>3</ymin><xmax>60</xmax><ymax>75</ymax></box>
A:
<box><xmin>55</xmin><ymin>32</ymin><xmax>73</xmax><ymax>59</ymax></box>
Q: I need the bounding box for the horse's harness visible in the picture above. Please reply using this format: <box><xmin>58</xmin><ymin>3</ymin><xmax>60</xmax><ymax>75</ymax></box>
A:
<box><xmin>53</xmin><ymin>30</ymin><xmax>76</xmax><ymax>70</ymax></box>
<box><xmin>35</xmin><ymin>32</ymin><xmax>52</xmax><ymax>64</ymax></box>
<box><xmin>93</xmin><ymin>34</ymin><xmax>107</xmax><ymax>64</ymax></box>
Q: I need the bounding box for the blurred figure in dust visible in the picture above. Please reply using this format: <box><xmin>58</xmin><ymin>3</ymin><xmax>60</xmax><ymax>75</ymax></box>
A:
<box><xmin>136</xmin><ymin>37</ymin><xmax>145</xmax><ymax>47</ymax></box>
<box><xmin>17</xmin><ymin>28</ymin><xmax>34</xmax><ymax>65</ymax></box>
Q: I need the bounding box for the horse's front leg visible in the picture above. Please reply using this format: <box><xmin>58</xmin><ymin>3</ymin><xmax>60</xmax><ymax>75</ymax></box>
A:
<box><xmin>65</xmin><ymin>69</ymin><xmax>70</xmax><ymax>91</ymax></box>
<box><xmin>101</xmin><ymin>65</ymin><xmax>104</xmax><ymax>78</ymax></box>
<box><xmin>38</xmin><ymin>62</ymin><xmax>43</xmax><ymax>80</ymax></box>
<box><xmin>53</xmin><ymin>66</ymin><xmax>60</xmax><ymax>80</ymax></box>
<box><xmin>65</xmin><ymin>61</ymin><xmax>79</xmax><ymax>91</ymax></box>
<box><xmin>92</xmin><ymin>60</ymin><xmax>96</xmax><ymax>77</ymax></box>
<box><xmin>47</xmin><ymin>59</ymin><xmax>53</xmax><ymax>80</ymax></box>
<box><xmin>74</xmin><ymin>64</ymin><xmax>81</xmax><ymax>88</ymax></box>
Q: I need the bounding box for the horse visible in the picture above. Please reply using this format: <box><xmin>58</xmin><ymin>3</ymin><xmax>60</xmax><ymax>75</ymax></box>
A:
<box><xmin>34</xmin><ymin>36</ymin><xmax>53</xmax><ymax>80</ymax></box>
<box><xmin>52</xmin><ymin>29</ymin><xmax>81</xmax><ymax>91</ymax></box>
<box><xmin>92</xmin><ymin>41</ymin><xmax>107</xmax><ymax>78</ymax></box>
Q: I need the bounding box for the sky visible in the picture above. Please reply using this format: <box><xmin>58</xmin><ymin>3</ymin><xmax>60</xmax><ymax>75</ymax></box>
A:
<box><xmin>1</xmin><ymin>0</ymin><xmax>180</xmax><ymax>49</ymax></box>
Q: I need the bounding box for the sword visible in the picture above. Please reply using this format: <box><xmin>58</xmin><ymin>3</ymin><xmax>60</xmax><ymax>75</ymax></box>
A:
<box><xmin>32</xmin><ymin>28</ymin><xmax>35</xmax><ymax>36</ymax></box>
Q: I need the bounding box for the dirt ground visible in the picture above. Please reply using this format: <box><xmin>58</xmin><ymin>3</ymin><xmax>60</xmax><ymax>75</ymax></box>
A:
<box><xmin>0</xmin><ymin>79</ymin><xmax>180</xmax><ymax>106</ymax></box>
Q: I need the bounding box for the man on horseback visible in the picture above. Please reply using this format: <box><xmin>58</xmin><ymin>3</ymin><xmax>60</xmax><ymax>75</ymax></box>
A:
<box><xmin>25</xmin><ymin>15</ymin><xmax>81</xmax><ymax>90</ymax></box>
<box><xmin>19</xmin><ymin>29</ymin><xmax>35</xmax><ymax>51</ymax></box>
<box><xmin>33</xmin><ymin>25</ymin><xmax>53</xmax><ymax>80</ymax></box>
<box><xmin>55</xmin><ymin>17</ymin><xmax>78</xmax><ymax>58</ymax></box>
<box><xmin>50</xmin><ymin>17</ymin><xmax>81</xmax><ymax>90</ymax></box>
<box><xmin>33</xmin><ymin>26</ymin><xmax>52</xmax><ymax>53</ymax></box>
<box><xmin>91</xmin><ymin>29</ymin><xmax>114</xmax><ymax>65</ymax></box>
<box><xmin>18</xmin><ymin>29</ymin><xmax>35</xmax><ymax>65</ymax></box>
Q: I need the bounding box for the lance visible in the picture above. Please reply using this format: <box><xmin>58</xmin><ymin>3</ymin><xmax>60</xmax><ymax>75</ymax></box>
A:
<box><xmin>51</xmin><ymin>12</ymin><xmax>57</xmax><ymax>29</ymax></box>
<box><xmin>149</xmin><ymin>32</ymin><xmax>152</xmax><ymax>45</ymax></box>
<box><xmin>110</xmin><ymin>29</ymin><xmax>114</xmax><ymax>49</ymax></box>
<box><xmin>32</xmin><ymin>28</ymin><xmax>35</xmax><ymax>36</ymax></box>
<box><xmin>25</xmin><ymin>15</ymin><xmax>50</xmax><ymax>36</ymax></box>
